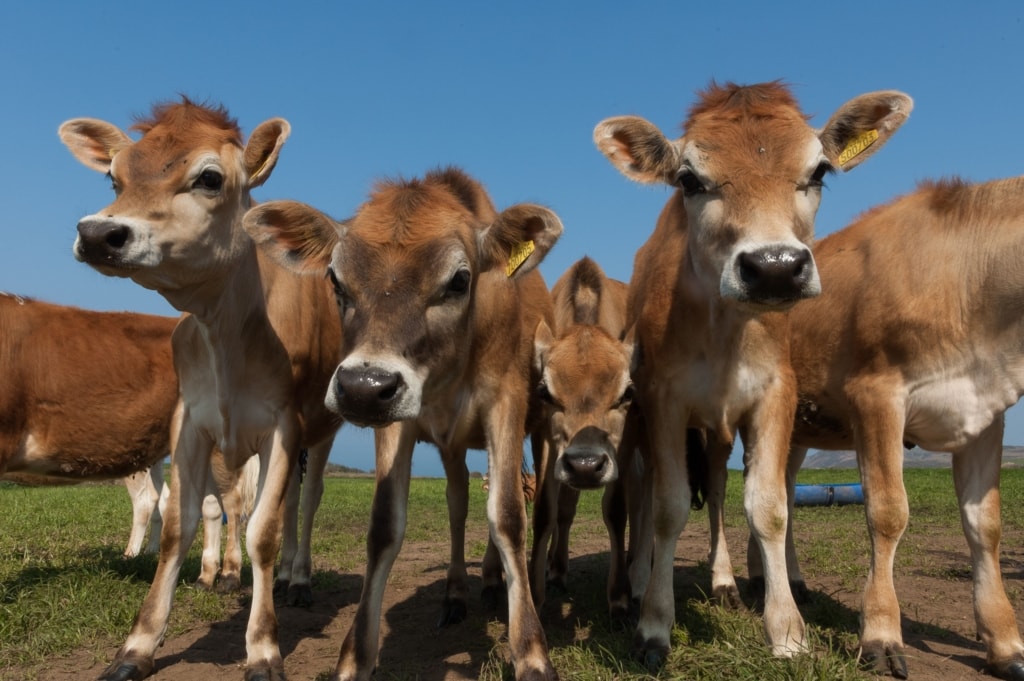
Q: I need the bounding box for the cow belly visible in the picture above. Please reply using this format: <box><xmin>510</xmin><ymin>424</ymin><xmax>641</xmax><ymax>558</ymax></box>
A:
<box><xmin>905</xmin><ymin>374</ymin><xmax>1021</xmax><ymax>452</ymax></box>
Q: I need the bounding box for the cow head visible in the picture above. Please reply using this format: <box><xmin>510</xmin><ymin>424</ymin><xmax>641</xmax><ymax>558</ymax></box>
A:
<box><xmin>594</xmin><ymin>82</ymin><xmax>912</xmax><ymax>312</ymax></box>
<box><xmin>243</xmin><ymin>167</ymin><xmax>563</xmax><ymax>427</ymax></box>
<box><xmin>59</xmin><ymin>99</ymin><xmax>289</xmax><ymax>298</ymax></box>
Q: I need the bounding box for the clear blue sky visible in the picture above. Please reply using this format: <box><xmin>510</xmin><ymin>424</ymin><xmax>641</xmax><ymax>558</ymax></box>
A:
<box><xmin>3</xmin><ymin>2</ymin><xmax>1023</xmax><ymax>475</ymax></box>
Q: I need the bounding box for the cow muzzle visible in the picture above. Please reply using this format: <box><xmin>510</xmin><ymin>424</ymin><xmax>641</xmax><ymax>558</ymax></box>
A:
<box><xmin>730</xmin><ymin>244</ymin><xmax>820</xmax><ymax>306</ymax></box>
<box><xmin>555</xmin><ymin>426</ymin><xmax>618</xmax><ymax>490</ymax></box>
<box><xmin>331</xmin><ymin>365</ymin><xmax>410</xmax><ymax>427</ymax></box>
<box><xmin>75</xmin><ymin>218</ymin><xmax>133</xmax><ymax>266</ymax></box>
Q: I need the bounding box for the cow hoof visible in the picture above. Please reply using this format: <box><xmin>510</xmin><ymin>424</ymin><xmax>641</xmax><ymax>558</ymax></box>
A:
<box><xmin>546</xmin><ymin>575</ymin><xmax>568</xmax><ymax>595</ymax></box>
<box><xmin>243</xmin><ymin>662</ymin><xmax>286</xmax><ymax>681</ymax></box>
<box><xmin>98</xmin><ymin>657</ymin><xmax>153</xmax><ymax>681</ymax></box>
<box><xmin>860</xmin><ymin>640</ymin><xmax>908</xmax><ymax>680</ymax></box>
<box><xmin>712</xmin><ymin>584</ymin><xmax>744</xmax><ymax>610</ymax></box>
<box><xmin>608</xmin><ymin>604</ymin><xmax>632</xmax><ymax>631</ymax></box>
<box><xmin>273</xmin><ymin>578</ymin><xmax>289</xmax><ymax>598</ymax></box>
<box><xmin>215</xmin><ymin>574</ymin><xmax>242</xmax><ymax>594</ymax></box>
<box><xmin>194</xmin><ymin>577</ymin><xmax>216</xmax><ymax>592</ymax></box>
<box><xmin>286</xmin><ymin>583</ymin><xmax>313</xmax><ymax>608</ymax></box>
<box><xmin>481</xmin><ymin>585</ymin><xmax>504</xmax><ymax>611</ymax></box>
<box><xmin>991</xmin><ymin>660</ymin><xmax>1024</xmax><ymax>681</ymax></box>
<box><xmin>631</xmin><ymin>635</ymin><xmax>669</xmax><ymax>672</ymax></box>
<box><xmin>518</xmin><ymin>665</ymin><xmax>559</xmax><ymax>680</ymax></box>
<box><xmin>438</xmin><ymin>597</ymin><xmax>467</xmax><ymax>627</ymax></box>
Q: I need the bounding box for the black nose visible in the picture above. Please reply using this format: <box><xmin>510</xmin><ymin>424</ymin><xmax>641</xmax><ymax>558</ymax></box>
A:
<box><xmin>334</xmin><ymin>366</ymin><xmax>405</xmax><ymax>421</ymax></box>
<box><xmin>558</xmin><ymin>426</ymin><xmax>616</xmax><ymax>489</ymax></box>
<box><xmin>737</xmin><ymin>245</ymin><xmax>814</xmax><ymax>302</ymax></box>
<box><xmin>77</xmin><ymin>219</ymin><xmax>131</xmax><ymax>263</ymax></box>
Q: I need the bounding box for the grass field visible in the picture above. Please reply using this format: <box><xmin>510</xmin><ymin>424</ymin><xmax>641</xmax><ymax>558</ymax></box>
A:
<box><xmin>2</xmin><ymin>468</ymin><xmax>1024</xmax><ymax>680</ymax></box>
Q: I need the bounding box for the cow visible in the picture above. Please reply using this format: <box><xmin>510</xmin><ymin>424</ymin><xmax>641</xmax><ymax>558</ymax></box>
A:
<box><xmin>60</xmin><ymin>98</ymin><xmax>343</xmax><ymax>681</ymax></box>
<box><xmin>243</xmin><ymin>166</ymin><xmax>562</xmax><ymax>680</ymax></box>
<box><xmin>593</xmin><ymin>81</ymin><xmax>912</xmax><ymax>668</ymax></box>
<box><xmin>703</xmin><ymin>175</ymin><xmax>1024</xmax><ymax>680</ymax></box>
<box><xmin>529</xmin><ymin>256</ymin><xmax>641</xmax><ymax>620</ymax></box>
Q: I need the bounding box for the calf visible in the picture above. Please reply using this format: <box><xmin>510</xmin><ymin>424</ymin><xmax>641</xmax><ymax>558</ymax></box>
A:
<box><xmin>60</xmin><ymin>98</ymin><xmax>343</xmax><ymax>681</ymax></box>
<box><xmin>244</xmin><ymin>167</ymin><xmax>562</xmax><ymax>680</ymax></box>
<box><xmin>530</xmin><ymin>256</ymin><xmax>640</xmax><ymax>619</ymax></box>
<box><xmin>594</xmin><ymin>81</ymin><xmax>911</xmax><ymax>667</ymax></box>
<box><xmin>710</xmin><ymin>175</ymin><xmax>1024</xmax><ymax>680</ymax></box>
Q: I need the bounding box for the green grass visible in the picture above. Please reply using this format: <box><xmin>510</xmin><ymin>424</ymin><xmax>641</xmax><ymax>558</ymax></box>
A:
<box><xmin>3</xmin><ymin>469</ymin><xmax>1023</xmax><ymax>680</ymax></box>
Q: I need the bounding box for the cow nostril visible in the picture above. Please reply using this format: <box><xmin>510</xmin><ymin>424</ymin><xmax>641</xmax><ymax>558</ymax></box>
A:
<box><xmin>105</xmin><ymin>226</ymin><xmax>129</xmax><ymax>249</ymax></box>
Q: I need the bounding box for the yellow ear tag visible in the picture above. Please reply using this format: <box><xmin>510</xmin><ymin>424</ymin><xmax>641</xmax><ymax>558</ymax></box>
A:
<box><xmin>506</xmin><ymin>240</ymin><xmax>536</xmax><ymax>277</ymax></box>
<box><xmin>837</xmin><ymin>129</ymin><xmax>879</xmax><ymax>167</ymax></box>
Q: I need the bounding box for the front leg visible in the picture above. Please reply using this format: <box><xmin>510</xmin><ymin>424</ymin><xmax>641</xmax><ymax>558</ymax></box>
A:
<box><xmin>285</xmin><ymin>438</ymin><xmax>332</xmax><ymax>607</ymax></box>
<box><xmin>100</xmin><ymin>406</ymin><xmax>211</xmax><ymax>681</ymax></box>
<box><xmin>741</xmin><ymin>377</ymin><xmax>806</xmax><ymax>657</ymax></box>
<box><xmin>705</xmin><ymin>431</ymin><xmax>743</xmax><ymax>609</ymax></box>
<box><xmin>439</xmin><ymin>445</ymin><xmax>470</xmax><ymax>627</ymax></box>
<box><xmin>485</xmin><ymin>398</ymin><xmax>557</xmax><ymax>680</ymax></box>
<box><xmin>333</xmin><ymin>423</ymin><xmax>415</xmax><ymax>681</ymax></box>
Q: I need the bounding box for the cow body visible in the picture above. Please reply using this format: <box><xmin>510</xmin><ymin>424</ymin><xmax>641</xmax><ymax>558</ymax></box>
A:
<box><xmin>594</xmin><ymin>82</ymin><xmax>911</xmax><ymax>667</ymax></box>
<box><xmin>60</xmin><ymin>99</ymin><xmax>342</xmax><ymax>681</ymax></box>
<box><xmin>245</xmin><ymin>167</ymin><xmax>562</xmax><ymax>680</ymax></box>
<box><xmin>530</xmin><ymin>257</ymin><xmax>641</xmax><ymax>619</ymax></box>
<box><xmin>708</xmin><ymin>176</ymin><xmax>1024</xmax><ymax>680</ymax></box>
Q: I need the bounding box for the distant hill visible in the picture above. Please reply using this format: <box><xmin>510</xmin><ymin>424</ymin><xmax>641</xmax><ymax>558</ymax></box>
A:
<box><xmin>803</xmin><ymin>446</ymin><xmax>1024</xmax><ymax>469</ymax></box>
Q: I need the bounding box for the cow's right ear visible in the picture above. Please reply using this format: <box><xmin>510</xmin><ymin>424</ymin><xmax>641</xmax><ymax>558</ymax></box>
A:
<box><xmin>622</xmin><ymin>324</ymin><xmax>640</xmax><ymax>375</ymax></box>
<box><xmin>480</xmin><ymin>203</ymin><xmax>563</xmax><ymax>279</ymax></box>
<box><xmin>59</xmin><ymin>118</ymin><xmax>133</xmax><ymax>173</ymax></box>
<box><xmin>243</xmin><ymin>200</ymin><xmax>341</xmax><ymax>275</ymax></box>
<box><xmin>533</xmin><ymin>319</ymin><xmax>554</xmax><ymax>375</ymax></box>
<box><xmin>593</xmin><ymin>116</ymin><xmax>681</xmax><ymax>185</ymax></box>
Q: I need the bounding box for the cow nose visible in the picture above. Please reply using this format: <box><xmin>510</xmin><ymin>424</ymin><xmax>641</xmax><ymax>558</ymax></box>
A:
<box><xmin>737</xmin><ymin>245</ymin><xmax>814</xmax><ymax>302</ymax></box>
<box><xmin>559</xmin><ymin>426</ymin><xmax>616</xmax><ymax>489</ymax></box>
<box><xmin>334</xmin><ymin>366</ymin><xmax>405</xmax><ymax>419</ymax></box>
<box><xmin>76</xmin><ymin>219</ymin><xmax>131</xmax><ymax>262</ymax></box>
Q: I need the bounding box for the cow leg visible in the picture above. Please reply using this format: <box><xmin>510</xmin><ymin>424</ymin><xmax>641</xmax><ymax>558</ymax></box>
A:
<box><xmin>625</xmin><ymin>421</ymin><xmax>653</xmax><ymax>610</ymax></box>
<box><xmin>99</xmin><ymin>412</ymin><xmax>211</xmax><ymax>681</ymax></box>
<box><xmin>529</xmin><ymin>432</ymin><xmax>558</xmax><ymax>609</ymax></box>
<box><xmin>274</xmin><ymin>455</ymin><xmax>301</xmax><ymax>598</ymax></box>
<box><xmin>216</xmin><ymin>460</ymin><xmax>247</xmax><ymax>594</ymax></box>
<box><xmin>439</xmin><ymin>445</ymin><xmax>470</xmax><ymax>626</ymax></box>
<box><xmin>285</xmin><ymin>439</ymin><xmax>331</xmax><ymax>607</ymax></box>
<box><xmin>741</xmin><ymin>379</ymin><xmax>806</xmax><ymax>658</ymax></box>
<box><xmin>484</xmin><ymin>399</ymin><xmax>556</xmax><ymax>680</ymax></box>
<box><xmin>953</xmin><ymin>416</ymin><xmax>1024</xmax><ymax>680</ymax></box>
<box><xmin>548</xmin><ymin>483</ymin><xmax>580</xmax><ymax>593</ymax></box>
<box><xmin>196</xmin><ymin>486</ymin><xmax>225</xmax><ymax>590</ymax></box>
<box><xmin>748</xmin><ymin>445</ymin><xmax>809</xmax><ymax>603</ymax></box>
<box><xmin>601</xmin><ymin>471</ymin><xmax>630</xmax><ymax>624</ymax></box>
<box><xmin>633</xmin><ymin>406</ymin><xmax>691</xmax><ymax>670</ymax></box>
<box><xmin>334</xmin><ymin>423</ymin><xmax>415</xmax><ymax>681</ymax></box>
<box><xmin>241</xmin><ymin>430</ymin><xmax>296</xmax><ymax>681</ymax></box>
<box><xmin>850</xmin><ymin>382</ymin><xmax>910</xmax><ymax>679</ymax></box>
<box><xmin>705</xmin><ymin>432</ymin><xmax>742</xmax><ymax>609</ymax></box>
<box><xmin>123</xmin><ymin>465</ymin><xmax>163</xmax><ymax>558</ymax></box>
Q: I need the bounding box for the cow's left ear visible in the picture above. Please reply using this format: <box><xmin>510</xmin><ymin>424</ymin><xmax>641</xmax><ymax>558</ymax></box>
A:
<box><xmin>243</xmin><ymin>200</ymin><xmax>341</xmax><ymax>275</ymax></box>
<box><xmin>818</xmin><ymin>91</ymin><xmax>912</xmax><ymax>171</ymax></box>
<box><xmin>622</xmin><ymin>324</ymin><xmax>640</xmax><ymax>375</ymax></box>
<box><xmin>533</xmin><ymin>319</ymin><xmax>554</xmax><ymax>375</ymax></box>
<box><xmin>480</xmin><ymin>203</ymin><xmax>563</xmax><ymax>279</ymax></box>
<box><xmin>244</xmin><ymin>118</ymin><xmax>291</xmax><ymax>188</ymax></box>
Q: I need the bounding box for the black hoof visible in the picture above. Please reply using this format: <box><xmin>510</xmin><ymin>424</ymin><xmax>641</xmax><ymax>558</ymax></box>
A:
<box><xmin>98</xmin><ymin>660</ymin><xmax>151</xmax><ymax>681</ymax></box>
<box><xmin>861</xmin><ymin>641</ymin><xmax>908</xmax><ymax>680</ymax></box>
<box><xmin>215</xmin><ymin>574</ymin><xmax>242</xmax><ymax>594</ymax></box>
<box><xmin>273</xmin><ymin>578</ymin><xmax>289</xmax><ymax>598</ymax></box>
<box><xmin>481</xmin><ymin>585</ymin><xmax>504</xmax><ymax>611</ymax></box>
<box><xmin>712</xmin><ymin>584</ymin><xmax>744</xmax><ymax>610</ymax></box>
<box><xmin>546</xmin><ymin>576</ymin><xmax>569</xmax><ymax>595</ymax></box>
<box><xmin>437</xmin><ymin>597</ymin><xmax>468</xmax><ymax>627</ymax></box>
<box><xmin>609</xmin><ymin>604</ymin><xmax>633</xmax><ymax>631</ymax></box>
<box><xmin>632</xmin><ymin>634</ymin><xmax>669</xmax><ymax>673</ymax></box>
<box><xmin>286</xmin><ymin>583</ymin><xmax>314</xmax><ymax>608</ymax></box>
<box><xmin>243</xmin><ymin>663</ymin><xmax>286</xmax><ymax>681</ymax></box>
<box><xmin>991</xmin><ymin>660</ymin><xmax>1024</xmax><ymax>681</ymax></box>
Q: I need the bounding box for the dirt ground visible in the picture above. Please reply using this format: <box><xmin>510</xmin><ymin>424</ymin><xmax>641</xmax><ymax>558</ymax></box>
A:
<box><xmin>35</xmin><ymin>517</ymin><xmax>1024</xmax><ymax>681</ymax></box>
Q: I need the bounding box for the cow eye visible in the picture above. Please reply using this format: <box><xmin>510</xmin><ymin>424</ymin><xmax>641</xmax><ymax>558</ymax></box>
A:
<box><xmin>193</xmin><ymin>168</ymin><xmax>223</xmax><ymax>192</ymax></box>
<box><xmin>615</xmin><ymin>383</ymin><xmax>636</xmax><ymax>408</ymax></box>
<box><xmin>676</xmin><ymin>169</ymin><xmax>706</xmax><ymax>197</ymax></box>
<box><xmin>536</xmin><ymin>382</ymin><xmax>558</xmax><ymax>408</ymax></box>
<box><xmin>326</xmin><ymin>267</ymin><xmax>351</xmax><ymax>308</ymax></box>
<box><xmin>801</xmin><ymin>162</ymin><xmax>832</xmax><ymax>190</ymax></box>
<box><xmin>446</xmin><ymin>269</ymin><xmax>470</xmax><ymax>297</ymax></box>
<box><xmin>106</xmin><ymin>172</ymin><xmax>120</xmax><ymax>193</ymax></box>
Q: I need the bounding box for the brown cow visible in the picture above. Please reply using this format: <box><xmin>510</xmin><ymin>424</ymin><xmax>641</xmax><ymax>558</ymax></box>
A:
<box><xmin>60</xmin><ymin>98</ymin><xmax>343</xmax><ymax>681</ymax></box>
<box><xmin>529</xmin><ymin>256</ymin><xmax>641</xmax><ymax>619</ymax></box>
<box><xmin>0</xmin><ymin>292</ymin><xmax>253</xmax><ymax>586</ymax></box>
<box><xmin>243</xmin><ymin>167</ymin><xmax>562</xmax><ymax>680</ymax></box>
<box><xmin>594</xmin><ymin>81</ymin><xmax>911</xmax><ymax>667</ymax></box>
<box><xmin>704</xmin><ymin>175</ymin><xmax>1024</xmax><ymax>680</ymax></box>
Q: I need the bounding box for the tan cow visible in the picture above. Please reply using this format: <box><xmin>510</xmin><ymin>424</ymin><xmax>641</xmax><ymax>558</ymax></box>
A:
<box><xmin>60</xmin><ymin>98</ymin><xmax>343</xmax><ymax>681</ymax></box>
<box><xmin>244</xmin><ymin>167</ymin><xmax>562</xmax><ymax>680</ymax></box>
<box><xmin>703</xmin><ymin>175</ymin><xmax>1024</xmax><ymax>680</ymax></box>
<box><xmin>594</xmin><ymin>81</ymin><xmax>911</xmax><ymax>667</ymax></box>
<box><xmin>530</xmin><ymin>256</ymin><xmax>640</xmax><ymax>619</ymax></box>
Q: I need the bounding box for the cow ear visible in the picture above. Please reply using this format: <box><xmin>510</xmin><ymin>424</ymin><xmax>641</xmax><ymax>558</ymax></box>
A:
<box><xmin>245</xmin><ymin>118</ymin><xmax>291</xmax><ymax>188</ymax></box>
<box><xmin>59</xmin><ymin>118</ymin><xmax>133</xmax><ymax>173</ymax></box>
<box><xmin>593</xmin><ymin>116</ymin><xmax>682</xmax><ymax>185</ymax></box>
<box><xmin>819</xmin><ymin>90</ymin><xmax>913</xmax><ymax>171</ymax></box>
<box><xmin>533</xmin><ymin>319</ymin><xmax>554</xmax><ymax>375</ymax></box>
<box><xmin>480</xmin><ymin>203</ymin><xmax>563</xmax><ymax>279</ymax></box>
<box><xmin>622</xmin><ymin>324</ymin><xmax>640</xmax><ymax>375</ymax></box>
<box><xmin>243</xmin><ymin>200</ymin><xmax>341</xmax><ymax>275</ymax></box>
